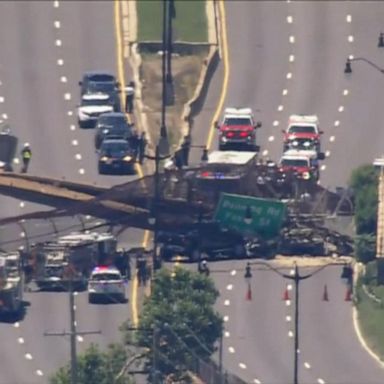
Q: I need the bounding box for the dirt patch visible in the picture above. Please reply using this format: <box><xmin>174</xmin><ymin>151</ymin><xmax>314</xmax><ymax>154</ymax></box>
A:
<box><xmin>139</xmin><ymin>52</ymin><xmax>207</xmax><ymax>151</ymax></box>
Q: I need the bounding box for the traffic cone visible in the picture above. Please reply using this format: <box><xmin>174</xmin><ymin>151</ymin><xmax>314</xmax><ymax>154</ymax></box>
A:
<box><xmin>322</xmin><ymin>284</ymin><xmax>329</xmax><ymax>301</ymax></box>
<box><xmin>283</xmin><ymin>285</ymin><xmax>290</xmax><ymax>301</ymax></box>
<box><xmin>246</xmin><ymin>282</ymin><xmax>252</xmax><ymax>301</ymax></box>
<box><xmin>345</xmin><ymin>286</ymin><xmax>353</xmax><ymax>301</ymax></box>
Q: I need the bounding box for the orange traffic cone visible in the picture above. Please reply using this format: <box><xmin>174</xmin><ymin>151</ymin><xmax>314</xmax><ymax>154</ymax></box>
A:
<box><xmin>246</xmin><ymin>282</ymin><xmax>252</xmax><ymax>301</ymax></box>
<box><xmin>323</xmin><ymin>284</ymin><xmax>329</xmax><ymax>301</ymax></box>
<box><xmin>345</xmin><ymin>286</ymin><xmax>353</xmax><ymax>301</ymax></box>
<box><xmin>283</xmin><ymin>285</ymin><xmax>290</xmax><ymax>301</ymax></box>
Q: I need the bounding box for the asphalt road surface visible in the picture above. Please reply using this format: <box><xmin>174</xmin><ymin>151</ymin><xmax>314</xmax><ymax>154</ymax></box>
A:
<box><xmin>0</xmin><ymin>2</ymin><xmax>142</xmax><ymax>383</ymax></box>
<box><xmin>195</xmin><ymin>2</ymin><xmax>384</xmax><ymax>383</ymax></box>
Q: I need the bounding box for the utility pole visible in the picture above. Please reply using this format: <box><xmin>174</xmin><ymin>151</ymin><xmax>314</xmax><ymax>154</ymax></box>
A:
<box><xmin>44</xmin><ymin>276</ymin><xmax>101</xmax><ymax>384</ymax></box>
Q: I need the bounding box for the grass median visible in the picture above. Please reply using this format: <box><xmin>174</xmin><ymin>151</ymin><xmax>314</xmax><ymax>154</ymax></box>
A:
<box><xmin>137</xmin><ymin>0</ymin><xmax>207</xmax><ymax>42</ymax></box>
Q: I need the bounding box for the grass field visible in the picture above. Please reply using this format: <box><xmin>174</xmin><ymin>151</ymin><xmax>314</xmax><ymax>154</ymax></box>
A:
<box><xmin>137</xmin><ymin>0</ymin><xmax>208</xmax><ymax>42</ymax></box>
<box><xmin>356</xmin><ymin>262</ymin><xmax>384</xmax><ymax>359</ymax></box>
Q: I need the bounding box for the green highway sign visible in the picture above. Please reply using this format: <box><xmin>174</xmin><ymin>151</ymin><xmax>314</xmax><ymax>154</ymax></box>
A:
<box><xmin>214</xmin><ymin>193</ymin><xmax>286</xmax><ymax>238</ymax></box>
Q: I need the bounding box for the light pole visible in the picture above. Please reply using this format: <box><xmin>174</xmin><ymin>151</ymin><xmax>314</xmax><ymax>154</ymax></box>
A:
<box><xmin>146</xmin><ymin>144</ymin><xmax>171</xmax><ymax>271</ymax></box>
<box><xmin>344</xmin><ymin>57</ymin><xmax>384</xmax><ymax>74</ymax></box>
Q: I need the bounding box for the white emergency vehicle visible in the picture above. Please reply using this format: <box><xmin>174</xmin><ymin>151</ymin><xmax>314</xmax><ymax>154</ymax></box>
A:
<box><xmin>77</xmin><ymin>93</ymin><xmax>114</xmax><ymax>128</ymax></box>
<box><xmin>87</xmin><ymin>265</ymin><xmax>126</xmax><ymax>303</ymax></box>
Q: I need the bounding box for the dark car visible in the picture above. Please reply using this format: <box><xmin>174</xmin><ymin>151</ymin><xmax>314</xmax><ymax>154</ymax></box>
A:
<box><xmin>79</xmin><ymin>71</ymin><xmax>121</xmax><ymax>111</ymax></box>
<box><xmin>0</xmin><ymin>128</ymin><xmax>17</xmax><ymax>171</ymax></box>
<box><xmin>94</xmin><ymin>112</ymin><xmax>133</xmax><ymax>149</ymax></box>
<box><xmin>98</xmin><ymin>138</ymin><xmax>136</xmax><ymax>175</ymax></box>
<box><xmin>158</xmin><ymin>222</ymin><xmax>248</xmax><ymax>262</ymax></box>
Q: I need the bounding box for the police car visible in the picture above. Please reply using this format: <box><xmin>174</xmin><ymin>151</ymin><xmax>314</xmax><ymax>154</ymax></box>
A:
<box><xmin>77</xmin><ymin>93</ymin><xmax>114</xmax><ymax>128</ymax></box>
<box><xmin>87</xmin><ymin>266</ymin><xmax>126</xmax><ymax>303</ymax></box>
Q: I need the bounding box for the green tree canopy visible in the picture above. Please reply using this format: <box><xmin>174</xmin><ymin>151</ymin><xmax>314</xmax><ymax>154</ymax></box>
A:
<box><xmin>50</xmin><ymin>343</ymin><xmax>134</xmax><ymax>384</ymax></box>
<box><xmin>354</xmin><ymin>233</ymin><xmax>376</xmax><ymax>264</ymax></box>
<box><xmin>349</xmin><ymin>164</ymin><xmax>378</xmax><ymax>235</ymax></box>
<box><xmin>121</xmin><ymin>268</ymin><xmax>223</xmax><ymax>380</ymax></box>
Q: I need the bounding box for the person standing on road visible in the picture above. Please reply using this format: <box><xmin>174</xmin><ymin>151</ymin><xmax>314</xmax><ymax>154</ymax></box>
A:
<box><xmin>125</xmin><ymin>81</ymin><xmax>135</xmax><ymax>114</ymax></box>
<box><xmin>21</xmin><ymin>143</ymin><xmax>32</xmax><ymax>173</ymax></box>
<box><xmin>138</xmin><ymin>132</ymin><xmax>148</xmax><ymax>165</ymax></box>
<box><xmin>198</xmin><ymin>259</ymin><xmax>210</xmax><ymax>276</ymax></box>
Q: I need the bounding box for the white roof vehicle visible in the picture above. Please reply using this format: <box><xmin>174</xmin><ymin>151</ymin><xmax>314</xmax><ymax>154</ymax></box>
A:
<box><xmin>286</xmin><ymin>114</ymin><xmax>321</xmax><ymax>134</ymax></box>
<box><xmin>88</xmin><ymin>266</ymin><xmax>126</xmax><ymax>304</ymax></box>
<box><xmin>223</xmin><ymin>107</ymin><xmax>254</xmax><ymax>119</ymax></box>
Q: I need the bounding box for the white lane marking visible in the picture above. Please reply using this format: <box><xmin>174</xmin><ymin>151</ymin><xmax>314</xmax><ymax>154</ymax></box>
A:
<box><xmin>57</xmin><ymin>58</ymin><xmax>64</xmax><ymax>66</ymax></box>
<box><xmin>287</xmin><ymin>15</ymin><xmax>293</xmax><ymax>23</ymax></box>
<box><xmin>285</xmin><ymin>300</ymin><xmax>291</xmax><ymax>306</ymax></box>
<box><xmin>334</xmin><ymin>120</ymin><xmax>340</xmax><ymax>127</ymax></box>
<box><xmin>228</xmin><ymin>346</ymin><xmax>235</xmax><ymax>353</ymax></box>
<box><xmin>349</xmin><ymin>54</ymin><xmax>354</xmax><ymax>60</ymax></box>
<box><xmin>0</xmin><ymin>96</ymin><xmax>4</xmax><ymax>103</ymax></box>
<box><xmin>53</xmin><ymin>0</ymin><xmax>59</xmax><ymax>8</ymax></box>
<box><xmin>282</xmin><ymin>89</ymin><xmax>288</xmax><ymax>96</ymax></box>
<box><xmin>348</xmin><ymin>35</ymin><xmax>354</xmax><ymax>43</ymax></box>
<box><xmin>338</xmin><ymin>106</ymin><xmax>344</xmax><ymax>112</ymax></box>
<box><xmin>20</xmin><ymin>232</ymin><xmax>25</xmax><ymax>238</ymax></box>
<box><xmin>286</xmin><ymin>315</ymin><xmax>291</xmax><ymax>322</ymax></box>
<box><xmin>289</xmin><ymin>35</ymin><xmax>295</xmax><ymax>44</ymax></box>
<box><xmin>253</xmin><ymin>380</ymin><xmax>261</xmax><ymax>384</ymax></box>
<box><xmin>14</xmin><ymin>158</ymin><xmax>20</xmax><ymax>165</ymax></box>
<box><xmin>14</xmin><ymin>322</ymin><xmax>20</xmax><ymax>328</ymax></box>
<box><xmin>55</xmin><ymin>39</ymin><xmax>62</xmax><ymax>47</ymax></box>
<box><xmin>288</xmin><ymin>330</ymin><xmax>294</xmax><ymax>338</ymax></box>
<box><xmin>325</xmin><ymin>150</ymin><xmax>331</xmax><ymax>157</ymax></box>
<box><xmin>343</xmin><ymin>89</ymin><xmax>349</xmax><ymax>96</ymax></box>
<box><xmin>273</xmin><ymin>120</ymin><xmax>279</xmax><ymax>127</ymax></box>
<box><xmin>277</xmin><ymin>105</ymin><xmax>284</xmax><ymax>112</ymax></box>
<box><xmin>25</xmin><ymin>353</ymin><xmax>33</xmax><ymax>360</ymax></box>
<box><xmin>226</xmin><ymin>284</ymin><xmax>233</xmax><ymax>290</ymax></box>
<box><xmin>2</xmin><ymin>113</ymin><xmax>8</xmax><ymax>119</ymax></box>
<box><xmin>19</xmin><ymin>245</ymin><xmax>24</xmax><ymax>251</ymax></box>
<box><xmin>64</xmin><ymin>93</ymin><xmax>71</xmax><ymax>101</ymax></box>
<box><xmin>304</xmin><ymin>362</ymin><xmax>311</xmax><ymax>369</ymax></box>
<box><xmin>54</xmin><ymin>20</ymin><xmax>61</xmax><ymax>28</ymax></box>
<box><xmin>71</xmin><ymin>139</ymin><xmax>78</xmax><ymax>146</ymax></box>
<box><xmin>79</xmin><ymin>168</ymin><xmax>85</xmax><ymax>175</ymax></box>
<box><xmin>224</xmin><ymin>299</ymin><xmax>230</xmax><ymax>306</ymax></box>
<box><xmin>289</xmin><ymin>54</ymin><xmax>295</xmax><ymax>63</ymax></box>
<box><xmin>60</xmin><ymin>76</ymin><xmax>67</xmax><ymax>83</ymax></box>
<box><xmin>230</xmin><ymin>270</ymin><xmax>236</xmax><ymax>276</ymax></box>
<box><xmin>320</xmin><ymin>164</ymin><xmax>326</xmax><ymax>171</ymax></box>
<box><xmin>19</xmin><ymin>202</ymin><xmax>25</xmax><ymax>208</ymax></box>
<box><xmin>290</xmin><ymin>269</ymin><xmax>295</xmax><ymax>275</ymax></box>
<box><xmin>36</xmin><ymin>370</ymin><xmax>44</xmax><ymax>376</ymax></box>
<box><xmin>67</xmin><ymin>110</ymin><xmax>73</xmax><ymax>116</ymax></box>
<box><xmin>77</xmin><ymin>335</ymin><xmax>84</xmax><ymax>342</ymax></box>
<box><xmin>287</xmin><ymin>284</ymin><xmax>293</xmax><ymax>291</ymax></box>
<box><xmin>268</xmin><ymin>135</ymin><xmax>275</xmax><ymax>142</ymax></box>
<box><xmin>346</xmin><ymin>14</ymin><xmax>352</xmax><ymax>23</ymax></box>
<box><xmin>329</xmin><ymin>136</ymin><xmax>335</xmax><ymax>142</ymax></box>
<box><xmin>286</xmin><ymin>72</ymin><xmax>293</xmax><ymax>79</ymax></box>
<box><xmin>18</xmin><ymin>337</ymin><xmax>24</xmax><ymax>344</ymax></box>
<box><xmin>239</xmin><ymin>363</ymin><xmax>247</xmax><ymax>369</ymax></box>
<box><xmin>317</xmin><ymin>379</ymin><xmax>326</xmax><ymax>384</ymax></box>
<box><xmin>75</xmin><ymin>154</ymin><xmax>82</xmax><ymax>160</ymax></box>
<box><xmin>223</xmin><ymin>315</ymin><xmax>229</xmax><ymax>322</ymax></box>
<box><xmin>262</xmin><ymin>149</ymin><xmax>268</xmax><ymax>156</ymax></box>
<box><xmin>74</xmin><ymin>291</ymin><xmax>79</xmax><ymax>296</ymax></box>
<box><xmin>70</xmin><ymin>124</ymin><xmax>76</xmax><ymax>131</ymax></box>
<box><xmin>224</xmin><ymin>331</ymin><xmax>230</xmax><ymax>338</ymax></box>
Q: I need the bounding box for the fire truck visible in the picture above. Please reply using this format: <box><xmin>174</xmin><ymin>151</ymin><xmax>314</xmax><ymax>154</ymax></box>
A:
<box><xmin>0</xmin><ymin>253</ymin><xmax>23</xmax><ymax>317</ymax></box>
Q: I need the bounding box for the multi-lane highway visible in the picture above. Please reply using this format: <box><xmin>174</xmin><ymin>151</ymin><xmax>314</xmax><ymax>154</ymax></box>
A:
<box><xmin>194</xmin><ymin>2</ymin><xmax>384</xmax><ymax>383</ymax></box>
<box><xmin>0</xmin><ymin>1</ymin><xmax>143</xmax><ymax>383</ymax></box>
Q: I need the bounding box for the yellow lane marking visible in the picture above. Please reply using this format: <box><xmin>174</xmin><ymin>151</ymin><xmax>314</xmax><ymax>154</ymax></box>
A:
<box><xmin>206</xmin><ymin>0</ymin><xmax>230</xmax><ymax>150</ymax></box>
<box><xmin>115</xmin><ymin>0</ymin><xmax>148</xmax><ymax>325</ymax></box>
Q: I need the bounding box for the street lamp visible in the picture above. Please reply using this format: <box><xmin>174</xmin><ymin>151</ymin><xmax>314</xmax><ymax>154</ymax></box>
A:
<box><xmin>344</xmin><ymin>57</ymin><xmax>384</xmax><ymax>74</ymax></box>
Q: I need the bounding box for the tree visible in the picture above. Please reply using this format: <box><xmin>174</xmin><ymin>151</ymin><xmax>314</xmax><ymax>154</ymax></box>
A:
<box><xmin>121</xmin><ymin>268</ymin><xmax>223</xmax><ymax>381</ymax></box>
<box><xmin>50</xmin><ymin>343</ymin><xmax>134</xmax><ymax>384</ymax></box>
<box><xmin>354</xmin><ymin>233</ymin><xmax>376</xmax><ymax>264</ymax></box>
<box><xmin>349</xmin><ymin>164</ymin><xmax>378</xmax><ymax>235</ymax></box>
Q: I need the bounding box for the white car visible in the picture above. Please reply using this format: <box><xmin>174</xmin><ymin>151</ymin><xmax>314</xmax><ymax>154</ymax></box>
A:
<box><xmin>87</xmin><ymin>266</ymin><xmax>126</xmax><ymax>303</ymax></box>
<box><xmin>77</xmin><ymin>93</ymin><xmax>114</xmax><ymax>128</ymax></box>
